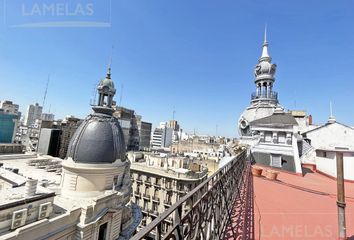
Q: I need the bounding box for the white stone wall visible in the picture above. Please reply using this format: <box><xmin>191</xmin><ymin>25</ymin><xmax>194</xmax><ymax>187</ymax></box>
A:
<box><xmin>316</xmin><ymin>152</ymin><xmax>354</xmax><ymax>181</ymax></box>
<box><xmin>305</xmin><ymin>122</ymin><xmax>354</xmax><ymax>181</ymax></box>
<box><xmin>305</xmin><ymin>123</ymin><xmax>354</xmax><ymax>150</ymax></box>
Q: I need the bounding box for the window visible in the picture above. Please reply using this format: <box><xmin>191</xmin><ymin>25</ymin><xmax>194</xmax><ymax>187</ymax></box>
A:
<box><xmin>152</xmin><ymin>203</ymin><xmax>158</xmax><ymax>211</ymax></box>
<box><xmin>154</xmin><ymin>190</ymin><xmax>159</xmax><ymax>199</ymax></box>
<box><xmin>144</xmin><ymin>200</ymin><xmax>149</xmax><ymax>210</ymax></box>
<box><xmin>265</xmin><ymin>132</ymin><xmax>272</xmax><ymax>142</ymax></box>
<box><xmin>278</xmin><ymin>132</ymin><xmax>286</xmax><ymax>144</ymax></box>
<box><xmin>145</xmin><ymin>187</ymin><xmax>150</xmax><ymax>196</ymax></box>
<box><xmin>316</xmin><ymin>150</ymin><xmax>327</xmax><ymax>158</ymax></box>
<box><xmin>270</xmin><ymin>154</ymin><xmax>282</xmax><ymax>167</ymax></box>
<box><xmin>98</xmin><ymin>222</ymin><xmax>108</xmax><ymax>240</ymax></box>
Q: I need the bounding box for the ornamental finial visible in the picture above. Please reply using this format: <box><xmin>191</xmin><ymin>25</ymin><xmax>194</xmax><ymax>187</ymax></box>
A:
<box><xmin>260</xmin><ymin>25</ymin><xmax>270</xmax><ymax>60</ymax></box>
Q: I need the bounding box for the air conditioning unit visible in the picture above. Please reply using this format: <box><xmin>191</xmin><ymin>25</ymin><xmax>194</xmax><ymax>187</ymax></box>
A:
<box><xmin>38</xmin><ymin>202</ymin><xmax>52</xmax><ymax>220</ymax></box>
<box><xmin>11</xmin><ymin>209</ymin><xmax>27</xmax><ymax>230</ymax></box>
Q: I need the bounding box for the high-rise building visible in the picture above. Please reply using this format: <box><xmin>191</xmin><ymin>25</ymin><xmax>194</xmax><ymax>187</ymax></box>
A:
<box><xmin>137</xmin><ymin>118</ymin><xmax>152</xmax><ymax>150</ymax></box>
<box><xmin>0</xmin><ymin>101</ymin><xmax>20</xmax><ymax>144</ymax></box>
<box><xmin>41</xmin><ymin>113</ymin><xmax>55</xmax><ymax>121</ymax></box>
<box><xmin>151</xmin><ymin>122</ymin><xmax>173</xmax><ymax>149</ymax></box>
<box><xmin>113</xmin><ymin>106</ymin><xmax>140</xmax><ymax>150</ymax></box>
<box><xmin>113</xmin><ymin>106</ymin><xmax>152</xmax><ymax>151</ymax></box>
<box><xmin>24</xmin><ymin>103</ymin><xmax>42</xmax><ymax>127</ymax></box>
<box><xmin>0</xmin><ymin>110</ymin><xmax>18</xmax><ymax>143</ymax></box>
<box><xmin>58</xmin><ymin>116</ymin><xmax>82</xmax><ymax>159</ymax></box>
<box><xmin>0</xmin><ymin>100</ymin><xmax>19</xmax><ymax>116</ymax></box>
<box><xmin>168</xmin><ymin>120</ymin><xmax>180</xmax><ymax>131</ymax></box>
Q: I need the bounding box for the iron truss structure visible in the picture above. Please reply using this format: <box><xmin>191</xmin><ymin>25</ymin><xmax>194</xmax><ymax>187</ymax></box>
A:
<box><xmin>131</xmin><ymin>149</ymin><xmax>254</xmax><ymax>240</ymax></box>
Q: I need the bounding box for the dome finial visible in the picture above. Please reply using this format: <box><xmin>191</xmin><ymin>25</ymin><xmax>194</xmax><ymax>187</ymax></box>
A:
<box><xmin>94</xmin><ymin>55</ymin><xmax>116</xmax><ymax>113</ymax></box>
<box><xmin>260</xmin><ymin>25</ymin><xmax>270</xmax><ymax>60</ymax></box>
<box><xmin>106</xmin><ymin>66</ymin><xmax>111</xmax><ymax>79</ymax></box>
<box><xmin>106</xmin><ymin>53</ymin><xmax>112</xmax><ymax>79</ymax></box>
<box><xmin>106</xmin><ymin>45</ymin><xmax>114</xmax><ymax>79</ymax></box>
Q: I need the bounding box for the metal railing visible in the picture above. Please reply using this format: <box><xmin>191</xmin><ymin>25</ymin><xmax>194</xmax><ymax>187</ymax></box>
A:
<box><xmin>131</xmin><ymin>150</ymin><xmax>253</xmax><ymax>240</ymax></box>
<box><xmin>251</xmin><ymin>91</ymin><xmax>278</xmax><ymax>101</ymax></box>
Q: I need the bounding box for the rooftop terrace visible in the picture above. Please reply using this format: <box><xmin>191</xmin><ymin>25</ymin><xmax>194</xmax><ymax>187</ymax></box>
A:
<box><xmin>131</xmin><ymin>150</ymin><xmax>354</xmax><ymax>240</ymax></box>
<box><xmin>252</xmin><ymin>166</ymin><xmax>354</xmax><ymax>239</ymax></box>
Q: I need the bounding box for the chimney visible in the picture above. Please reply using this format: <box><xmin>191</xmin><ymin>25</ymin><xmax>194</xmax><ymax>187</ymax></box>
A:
<box><xmin>308</xmin><ymin>115</ymin><xmax>313</xmax><ymax>125</ymax></box>
<box><xmin>25</xmin><ymin>179</ymin><xmax>38</xmax><ymax>197</ymax></box>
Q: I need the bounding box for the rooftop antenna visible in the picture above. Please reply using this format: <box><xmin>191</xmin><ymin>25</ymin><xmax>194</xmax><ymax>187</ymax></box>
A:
<box><xmin>90</xmin><ymin>83</ymin><xmax>97</xmax><ymax>106</ymax></box>
<box><xmin>328</xmin><ymin>101</ymin><xmax>336</xmax><ymax>123</ymax></box>
<box><xmin>48</xmin><ymin>104</ymin><xmax>51</xmax><ymax>114</ymax></box>
<box><xmin>330</xmin><ymin>101</ymin><xmax>333</xmax><ymax>117</ymax></box>
<box><xmin>108</xmin><ymin>45</ymin><xmax>114</xmax><ymax>71</ymax></box>
<box><xmin>42</xmin><ymin>75</ymin><xmax>50</xmax><ymax>110</ymax></box>
<box><xmin>264</xmin><ymin>23</ymin><xmax>267</xmax><ymax>43</ymax></box>
<box><xmin>119</xmin><ymin>84</ymin><xmax>124</xmax><ymax>106</ymax></box>
<box><xmin>172</xmin><ymin>106</ymin><xmax>175</xmax><ymax>121</ymax></box>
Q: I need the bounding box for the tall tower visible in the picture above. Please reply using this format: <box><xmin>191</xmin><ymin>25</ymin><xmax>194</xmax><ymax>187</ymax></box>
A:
<box><xmin>252</xmin><ymin>27</ymin><xmax>278</xmax><ymax>105</ymax></box>
<box><xmin>238</xmin><ymin>28</ymin><xmax>282</xmax><ymax>136</ymax></box>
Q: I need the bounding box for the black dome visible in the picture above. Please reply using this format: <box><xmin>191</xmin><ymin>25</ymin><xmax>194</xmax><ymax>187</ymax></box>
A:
<box><xmin>66</xmin><ymin>113</ymin><xmax>126</xmax><ymax>163</ymax></box>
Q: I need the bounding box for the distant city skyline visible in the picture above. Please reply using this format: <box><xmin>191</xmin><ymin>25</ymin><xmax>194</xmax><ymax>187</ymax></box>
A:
<box><xmin>1</xmin><ymin>0</ymin><xmax>354</xmax><ymax>137</ymax></box>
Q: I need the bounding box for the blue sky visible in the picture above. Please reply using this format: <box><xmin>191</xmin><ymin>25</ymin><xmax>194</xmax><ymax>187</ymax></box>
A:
<box><xmin>1</xmin><ymin>0</ymin><xmax>354</xmax><ymax>137</ymax></box>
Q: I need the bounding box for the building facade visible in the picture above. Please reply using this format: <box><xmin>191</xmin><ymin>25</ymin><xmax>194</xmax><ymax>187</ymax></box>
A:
<box><xmin>0</xmin><ymin>100</ymin><xmax>20</xmax><ymax>116</ymax></box>
<box><xmin>37</xmin><ymin>128</ymin><xmax>61</xmax><ymax>157</ymax></box>
<box><xmin>0</xmin><ymin>110</ymin><xmax>19</xmax><ymax>143</ymax></box>
<box><xmin>301</xmin><ymin>117</ymin><xmax>354</xmax><ymax>181</ymax></box>
<box><xmin>249</xmin><ymin>109</ymin><xmax>302</xmax><ymax>173</ymax></box>
<box><xmin>41</xmin><ymin>113</ymin><xmax>55</xmax><ymax>121</ymax></box>
<box><xmin>138</xmin><ymin>120</ymin><xmax>152</xmax><ymax>150</ymax></box>
<box><xmin>113</xmin><ymin>107</ymin><xmax>152</xmax><ymax>151</ymax></box>
<box><xmin>151</xmin><ymin>123</ymin><xmax>173</xmax><ymax>149</ymax></box>
<box><xmin>58</xmin><ymin>116</ymin><xmax>82</xmax><ymax>159</ymax></box>
<box><xmin>24</xmin><ymin>103</ymin><xmax>42</xmax><ymax>127</ymax></box>
<box><xmin>130</xmin><ymin>153</ymin><xmax>208</xmax><ymax>234</ymax></box>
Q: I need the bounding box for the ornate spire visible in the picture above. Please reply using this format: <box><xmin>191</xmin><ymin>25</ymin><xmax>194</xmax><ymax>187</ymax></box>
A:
<box><xmin>106</xmin><ymin>53</ymin><xmax>112</xmax><ymax>79</ymax></box>
<box><xmin>252</xmin><ymin>26</ymin><xmax>278</xmax><ymax>104</ymax></box>
<box><xmin>260</xmin><ymin>25</ymin><xmax>270</xmax><ymax>61</ymax></box>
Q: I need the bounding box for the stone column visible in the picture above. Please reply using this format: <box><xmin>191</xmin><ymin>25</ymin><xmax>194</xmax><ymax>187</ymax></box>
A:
<box><xmin>267</xmin><ymin>82</ymin><xmax>271</xmax><ymax>98</ymax></box>
<box><xmin>272</xmin><ymin>132</ymin><xmax>278</xmax><ymax>144</ymax></box>
<box><xmin>259</xmin><ymin>84</ymin><xmax>262</xmax><ymax>97</ymax></box>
